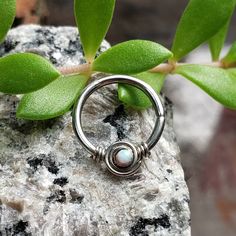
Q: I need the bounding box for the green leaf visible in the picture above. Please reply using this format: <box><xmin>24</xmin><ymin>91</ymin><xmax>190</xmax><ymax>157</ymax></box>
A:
<box><xmin>209</xmin><ymin>3</ymin><xmax>234</xmax><ymax>62</ymax></box>
<box><xmin>175</xmin><ymin>65</ymin><xmax>236</xmax><ymax>109</ymax></box>
<box><xmin>222</xmin><ymin>42</ymin><xmax>236</xmax><ymax>65</ymax></box>
<box><xmin>0</xmin><ymin>53</ymin><xmax>60</xmax><ymax>94</ymax></box>
<box><xmin>0</xmin><ymin>0</ymin><xmax>16</xmax><ymax>43</ymax></box>
<box><xmin>17</xmin><ymin>74</ymin><xmax>89</xmax><ymax>120</ymax></box>
<box><xmin>74</xmin><ymin>0</ymin><xmax>116</xmax><ymax>62</ymax></box>
<box><xmin>118</xmin><ymin>72</ymin><xmax>165</xmax><ymax>109</ymax></box>
<box><xmin>172</xmin><ymin>0</ymin><xmax>235</xmax><ymax>61</ymax></box>
<box><xmin>93</xmin><ymin>40</ymin><xmax>172</xmax><ymax>74</ymax></box>
<box><xmin>209</xmin><ymin>21</ymin><xmax>231</xmax><ymax>61</ymax></box>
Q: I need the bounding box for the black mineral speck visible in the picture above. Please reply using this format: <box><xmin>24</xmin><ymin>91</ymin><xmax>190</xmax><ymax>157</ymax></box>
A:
<box><xmin>175</xmin><ymin>184</ymin><xmax>179</xmax><ymax>191</ymax></box>
<box><xmin>46</xmin><ymin>190</ymin><xmax>66</xmax><ymax>203</ymax></box>
<box><xmin>13</xmin><ymin>221</ymin><xmax>29</xmax><ymax>235</ymax></box>
<box><xmin>168</xmin><ymin>199</ymin><xmax>182</xmax><ymax>213</ymax></box>
<box><xmin>4</xmin><ymin>220</ymin><xmax>31</xmax><ymax>236</ymax></box>
<box><xmin>53</xmin><ymin>177</ymin><xmax>68</xmax><ymax>187</ymax></box>
<box><xmin>143</xmin><ymin>191</ymin><xmax>158</xmax><ymax>201</ymax></box>
<box><xmin>164</xmin><ymin>96</ymin><xmax>173</xmax><ymax>117</ymax></box>
<box><xmin>27</xmin><ymin>154</ymin><xmax>60</xmax><ymax>175</ymax></box>
<box><xmin>184</xmin><ymin>197</ymin><xmax>190</xmax><ymax>204</ymax></box>
<box><xmin>103</xmin><ymin>105</ymin><xmax>127</xmax><ymax>140</ymax></box>
<box><xmin>44</xmin><ymin>159</ymin><xmax>59</xmax><ymax>175</ymax></box>
<box><xmin>9</xmin><ymin>117</ymin><xmax>57</xmax><ymax>135</ymax></box>
<box><xmin>2</xmin><ymin>39</ymin><xmax>19</xmax><ymax>53</ymax></box>
<box><xmin>69</xmin><ymin>189</ymin><xmax>84</xmax><ymax>204</ymax></box>
<box><xmin>64</xmin><ymin>39</ymin><xmax>83</xmax><ymax>56</ymax></box>
<box><xmin>43</xmin><ymin>190</ymin><xmax>67</xmax><ymax>214</ymax></box>
<box><xmin>27</xmin><ymin>157</ymin><xmax>43</xmax><ymax>171</ymax></box>
<box><xmin>130</xmin><ymin>215</ymin><xmax>171</xmax><ymax>236</ymax></box>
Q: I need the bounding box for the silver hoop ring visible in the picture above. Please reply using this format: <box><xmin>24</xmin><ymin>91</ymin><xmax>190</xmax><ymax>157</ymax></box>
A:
<box><xmin>72</xmin><ymin>75</ymin><xmax>165</xmax><ymax>177</ymax></box>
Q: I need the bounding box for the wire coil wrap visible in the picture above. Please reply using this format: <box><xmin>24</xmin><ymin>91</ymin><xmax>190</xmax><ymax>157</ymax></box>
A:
<box><xmin>92</xmin><ymin>146</ymin><xmax>106</xmax><ymax>162</ymax></box>
<box><xmin>136</xmin><ymin>142</ymin><xmax>151</xmax><ymax>159</ymax></box>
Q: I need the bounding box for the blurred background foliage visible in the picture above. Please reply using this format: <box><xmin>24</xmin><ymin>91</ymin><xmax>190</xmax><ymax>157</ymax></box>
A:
<box><xmin>10</xmin><ymin>0</ymin><xmax>236</xmax><ymax>235</ymax></box>
<box><xmin>14</xmin><ymin>0</ymin><xmax>236</xmax><ymax>47</ymax></box>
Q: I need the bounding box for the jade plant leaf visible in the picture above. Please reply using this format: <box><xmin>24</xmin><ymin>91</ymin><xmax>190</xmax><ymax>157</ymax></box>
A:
<box><xmin>209</xmin><ymin>19</ymin><xmax>231</xmax><ymax>61</ymax></box>
<box><xmin>0</xmin><ymin>0</ymin><xmax>16</xmax><ymax>43</ymax></box>
<box><xmin>172</xmin><ymin>0</ymin><xmax>235</xmax><ymax>61</ymax></box>
<box><xmin>0</xmin><ymin>53</ymin><xmax>60</xmax><ymax>94</ymax></box>
<box><xmin>175</xmin><ymin>65</ymin><xmax>236</xmax><ymax>109</ymax></box>
<box><xmin>118</xmin><ymin>72</ymin><xmax>165</xmax><ymax>109</ymax></box>
<box><xmin>74</xmin><ymin>0</ymin><xmax>116</xmax><ymax>62</ymax></box>
<box><xmin>209</xmin><ymin>3</ymin><xmax>235</xmax><ymax>61</ymax></box>
<box><xmin>17</xmin><ymin>74</ymin><xmax>89</xmax><ymax>120</ymax></box>
<box><xmin>222</xmin><ymin>42</ymin><xmax>236</xmax><ymax>65</ymax></box>
<box><xmin>93</xmin><ymin>40</ymin><xmax>172</xmax><ymax>74</ymax></box>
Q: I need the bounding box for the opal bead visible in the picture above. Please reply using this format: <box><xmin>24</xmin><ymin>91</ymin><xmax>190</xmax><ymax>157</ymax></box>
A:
<box><xmin>114</xmin><ymin>149</ymin><xmax>134</xmax><ymax>168</ymax></box>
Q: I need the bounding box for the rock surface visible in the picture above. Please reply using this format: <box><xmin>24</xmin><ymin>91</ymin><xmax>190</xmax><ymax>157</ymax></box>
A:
<box><xmin>0</xmin><ymin>25</ymin><xmax>190</xmax><ymax>236</ymax></box>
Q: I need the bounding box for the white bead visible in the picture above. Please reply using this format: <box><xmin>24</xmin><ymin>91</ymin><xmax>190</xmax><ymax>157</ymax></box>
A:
<box><xmin>114</xmin><ymin>149</ymin><xmax>134</xmax><ymax>168</ymax></box>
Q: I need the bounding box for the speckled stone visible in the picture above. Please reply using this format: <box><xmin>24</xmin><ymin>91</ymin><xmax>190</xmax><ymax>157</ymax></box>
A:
<box><xmin>0</xmin><ymin>25</ymin><xmax>190</xmax><ymax>236</ymax></box>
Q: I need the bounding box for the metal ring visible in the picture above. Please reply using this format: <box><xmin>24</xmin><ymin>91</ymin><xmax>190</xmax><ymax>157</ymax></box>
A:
<box><xmin>72</xmin><ymin>75</ymin><xmax>165</xmax><ymax>176</ymax></box>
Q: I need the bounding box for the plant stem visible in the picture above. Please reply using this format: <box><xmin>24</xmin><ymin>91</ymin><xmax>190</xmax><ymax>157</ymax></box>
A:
<box><xmin>58</xmin><ymin>63</ymin><xmax>91</xmax><ymax>75</ymax></box>
<box><xmin>58</xmin><ymin>61</ymin><xmax>226</xmax><ymax>76</ymax></box>
<box><xmin>150</xmin><ymin>61</ymin><xmax>223</xmax><ymax>74</ymax></box>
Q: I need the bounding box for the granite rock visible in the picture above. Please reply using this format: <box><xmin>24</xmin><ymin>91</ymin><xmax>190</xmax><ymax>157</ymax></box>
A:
<box><xmin>0</xmin><ymin>25</ymin><xmax>190</xmax><ymax>236</ymax></box>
